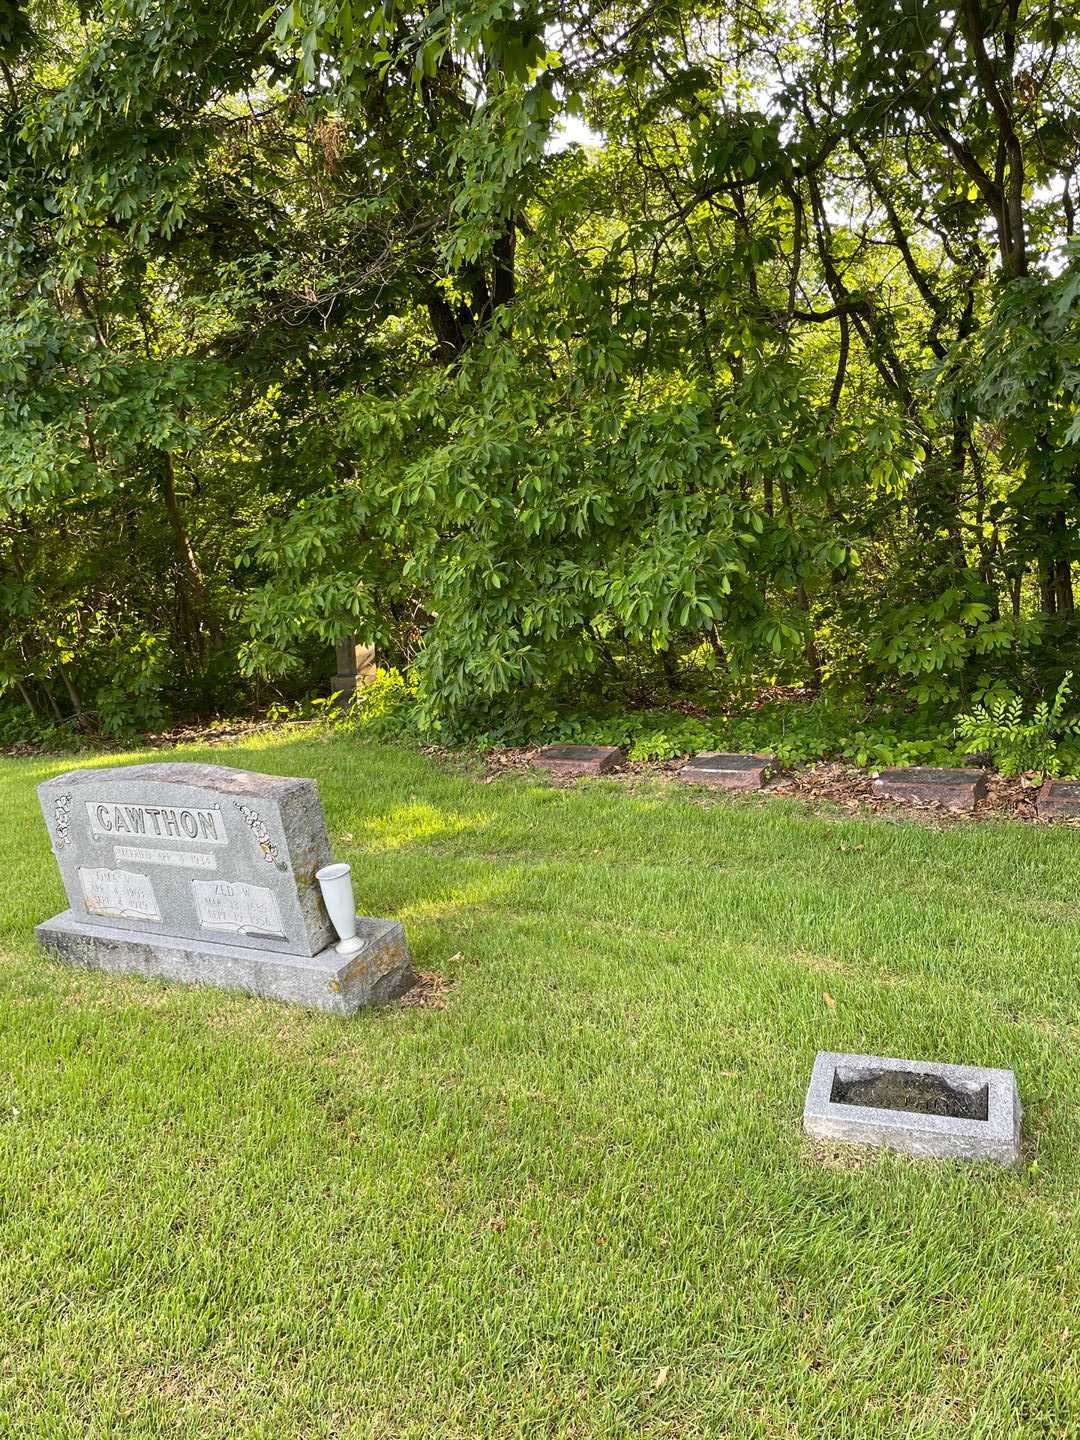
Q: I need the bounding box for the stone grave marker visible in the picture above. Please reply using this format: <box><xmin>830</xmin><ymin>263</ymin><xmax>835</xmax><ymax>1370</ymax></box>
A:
<box><xmin>532</xmin><ymin>745</ymin><xmax>624</xmax><ymax>777</ymax></box>
<box><xmin>871</xmin><ymin>766</ymin><xmax>988</xmax><ymax>812</ymax></box>
<box><xmin>36</xmin><ymin>762</ymin><xmax>414</xmax><ymax>1014</ymax></box>
<box><xmin>803</xmin><ymin>1051</ymin><xmax>1021</xmax><ymax>1165</ymax></box>
<box><xmin>677</xmin><ymin>752</ymin><xmax>774</xmax><ymax>791</ymax></box>
<box><xmin>1036</xmin><ymin>778</ymin><xmax>1080</xmax><ymax>820</ymax></box>
<box><xmin>331</xmin><ymin>635</ymin><xmax>376</xmax><ymax>703</ymax></box>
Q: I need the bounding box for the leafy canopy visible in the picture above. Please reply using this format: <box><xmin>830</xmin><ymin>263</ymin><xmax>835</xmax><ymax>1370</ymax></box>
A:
<box><xmin>2</xmin><ymin>0</ymin><xmax>1080</xmax><ymax>737</ymax></box>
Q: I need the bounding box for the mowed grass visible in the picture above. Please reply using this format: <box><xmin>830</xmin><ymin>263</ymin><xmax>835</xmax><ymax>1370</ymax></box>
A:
<box><xmin>0</xmin><ymin>735</ymin><xmax>1078</xmax><ymax>1439</ymax></box>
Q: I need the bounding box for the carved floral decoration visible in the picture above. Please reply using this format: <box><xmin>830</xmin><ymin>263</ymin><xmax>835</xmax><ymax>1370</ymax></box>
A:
<box><xmin>53</xmin><ymin>793</ymin><xmax>72</xmax><ymax>849</ymax></box>
<box><xmin>235</xmin><ymin>802</ymin><xmax>288</xmax><ymax>871</ymax></box>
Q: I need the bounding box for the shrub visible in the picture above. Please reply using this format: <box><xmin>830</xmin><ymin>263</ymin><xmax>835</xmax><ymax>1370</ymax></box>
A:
<box><xmin>335</xmin><ymin>669</ymin><xmax>422</xmax><ymax>740</ymax></box>
<box><xmin>953</xmin><ymin>673</ymin><xmax>1080</xmax><ymax>777</ymax></box>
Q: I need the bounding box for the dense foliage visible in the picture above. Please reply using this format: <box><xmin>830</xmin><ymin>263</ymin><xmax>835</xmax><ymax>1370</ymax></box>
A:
<box><xmin>3</xmin><ymin>0</ymin><xmax>1080</xmax><ymax>739</ymax></box>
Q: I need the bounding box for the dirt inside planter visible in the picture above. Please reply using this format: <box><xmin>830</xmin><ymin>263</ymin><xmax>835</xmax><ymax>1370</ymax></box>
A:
<box><xmin>831</xmin><ymin>1068</ymin><xmax>989</xmax><ymax>1121</ymax></box>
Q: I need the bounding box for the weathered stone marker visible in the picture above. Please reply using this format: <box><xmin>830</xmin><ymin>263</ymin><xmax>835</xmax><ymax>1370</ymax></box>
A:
<box><xmin>1036</xmin><ymin>778</ymin><xmax>1080</xmax><ymax>820</ymax></box>
<box><xmin>36</xmin><ymin>763</ymin><xmax>414</xmax><ymax>1014</ymax></box>
<box><xmin>677</xmin><ymin>752</ymin><xmax>774</xmax><ymax>790</ymax></box>
<box><xmin>532</xmin><ymin>745</ymin><xmax>624</xmax><ymax>777</ymax></box>
<box><xmin>803</xmin><ymin>1051</ymin><xmax>1021</xmax><ymax>1165</ymax></box>
<box><xmin>331</xmin><ymin>636</ymin><xmax>376</xmax><ymax>702</ymax></box>
<box><xmin>871</xmin><ymin>766</ymin><xmax>988</xmax><ymax>812</ymax></box>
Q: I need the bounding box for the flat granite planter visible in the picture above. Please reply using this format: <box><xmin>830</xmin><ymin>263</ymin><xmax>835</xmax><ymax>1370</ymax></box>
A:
<box><xmin>532</xmin><ymin>745</ymin><xmax>624</xmax><ymax>777</ymax></box>
<box><xmin>803</xmin><ymin>1051</ymin><xmax>1021</xmax><ymax>1165</ymax></box>
<box><xmin>871</xmin><ymin>766</ymin><xmax>988</xmax><ymax>811</ymax></box>
<box><xmin>678</xmin><ymin>752</ymin><xmax>775</xmax><ymax>791</ymax></box>
<box><xmin>1037</xmin><ymin>778</ymin><xmax>1080</xmax><ymax>820</ymax></box>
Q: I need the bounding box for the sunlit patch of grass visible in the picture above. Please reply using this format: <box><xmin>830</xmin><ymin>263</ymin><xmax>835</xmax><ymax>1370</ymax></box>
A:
<box><xmin>0</xmin><ymin>736</ymin><xmax>1077</xmax><ymax>1438</ymax></box>
<box><xmin>348</xmin><ymin>798</ymin><xmax>495</xmax><ymax>853</ymax></box>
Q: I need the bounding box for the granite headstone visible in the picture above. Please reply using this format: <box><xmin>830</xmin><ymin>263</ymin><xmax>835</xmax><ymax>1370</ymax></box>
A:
<box><xmin>677</xmin><ymin>752</ymin><xmax>775</xmax><ymax>790</ymax></box>
<box><xmin>871</xmin><ymin>766</ymin><xmax>988</xmax><ymax>812</ymax></box>
<box><xmin>36</xmin><ymin>762</ymin><xmax>414</xmax><ymax>1014</ymax></box>
<box><xmin>331</xmin><ymin>636</ymin><xmax>376</xmax><ymax>702</ymax></box>
<box><xmin>1036</xmin><ymin>778</ymin><xmax>1080</xmax><ymax>820</ymax></box>
<box><xmin>532</xmin><ymin>745</ymin><xmax>624</xmax><ymax>777</ymax></box>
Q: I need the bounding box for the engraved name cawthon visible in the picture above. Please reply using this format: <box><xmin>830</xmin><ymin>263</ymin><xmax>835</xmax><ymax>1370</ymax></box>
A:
<box><xmin>86</xmin><ymin>802</ymin><xmax>227</xmax><ymax>844</ymax></box>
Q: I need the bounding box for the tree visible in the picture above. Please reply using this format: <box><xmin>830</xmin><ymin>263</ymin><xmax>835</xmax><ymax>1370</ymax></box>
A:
<box><xmin>2</xmin><ymin>0</ymin><xmax>1078</xmax><ymax>737</ymax></box>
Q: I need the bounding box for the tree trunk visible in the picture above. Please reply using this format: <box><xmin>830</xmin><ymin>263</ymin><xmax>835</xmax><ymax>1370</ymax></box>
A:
<box><xmin>1039</xmin><ymin>552</ymin><xmax>1057</xmax><ymax>615</ymax></box>
<box><xmin>490</xmin><ymin>220</ymin><xmax>516</xmax><ymax>312</ymax></box>
<box><xmin>42</xmin><ymin>680</ymin><xmax>65</xmax><ymax>723</ymax></box>
<box><xmin>58</xmin><ymin>667</ymin><xmax>84</xmax><ymax>722</ymax></box>
<box><xmin>797</xmin><ymin>582</ymin><xmax>822</xmax><ymax>687</ymax></box>
<box><xmin>159</xmin><ymin>452</ymin><xmax>213</xmax><ymax>652</ymax></box>
<box><xmin>427</xmin><ymin>290</ymin><xmax>470</xmax><ymax>362</ymax></box>
<box><xmin>14</xmin><ymin>679</ymin><xmax>37</xmax><ymax>717</ymax></box>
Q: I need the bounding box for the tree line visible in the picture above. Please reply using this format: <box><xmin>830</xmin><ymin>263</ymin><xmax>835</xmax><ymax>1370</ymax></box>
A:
<box><xmin>2</xmin><ymin>0</ymin><xmax>1079</xmax><ymax>736</ymax></box>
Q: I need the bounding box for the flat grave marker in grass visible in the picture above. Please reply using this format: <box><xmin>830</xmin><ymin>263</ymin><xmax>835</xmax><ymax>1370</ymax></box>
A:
<box><xmin>36</xmin><ymin>762</ymin><xmax>414</xmax><ymax>1014</ymax></box>
<box><xmin>803</xmin><ymin>1051</ymin><xmax>1022</xmax><ymax>1165</ymax></box>
<box><xmin>871</xmin><ymin>766</ymin><xmax>988</xmax><ymax>812</ymax></box>
<box><xmin>532</xmin><ymin>745</ymin><xmax>624</xmax><ymax>777</ymax></box>
<box><xmin>677</xmin><ymin>752</ymin><xmax>775</xmax><ymax>791</ymax></box>
<box><xmin>1036</xmin><ymin>778</ymin><xmax>1080</xmax><ymax>820</ymax></box>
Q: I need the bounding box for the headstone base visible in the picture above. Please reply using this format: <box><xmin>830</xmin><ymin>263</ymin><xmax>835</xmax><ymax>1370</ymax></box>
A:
<box><xmin>36</xmin><ymin>911</ymin><xmax>415</xmax><ymax>1016</ymax></box>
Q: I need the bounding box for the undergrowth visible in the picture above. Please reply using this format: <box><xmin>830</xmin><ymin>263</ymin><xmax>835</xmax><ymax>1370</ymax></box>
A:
<box><xmin>329</xmin><ymin>671</ymin><xmax>975</xmax><ymax>770</ymax></box>
<box><xmin>11</xmin><ymin>666</ymin><xmax>1080</xmax><ymax>778</ymax></box>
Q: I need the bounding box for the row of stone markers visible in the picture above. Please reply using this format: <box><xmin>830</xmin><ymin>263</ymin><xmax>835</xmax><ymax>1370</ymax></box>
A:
<box><xmin>870</xmin><ymin>765</ymin><xmax>1080</xmax><ymax>816</ymax></box>
<box><xmin>533</xmin><ymin>746</ymin><xmax>775</xmax><ymax>788</ymax></box>
<box><xmin>531</xmin><ymin>745</ymin><xmax>1080</xmax><ymax>817</ymax></box>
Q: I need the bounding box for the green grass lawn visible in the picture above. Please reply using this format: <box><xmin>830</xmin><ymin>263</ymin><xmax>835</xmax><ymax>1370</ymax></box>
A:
<box><xmin>1</xmin><ymin>734</ymin><xmax>1078</xmax><ymax>1438</ymax></box>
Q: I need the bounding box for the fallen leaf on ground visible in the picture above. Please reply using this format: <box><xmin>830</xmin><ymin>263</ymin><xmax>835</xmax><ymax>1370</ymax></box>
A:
<box><xmin>823</xmin><ymin>992</ymin><xmax>836</xmax><ymax>1008</ymax></box>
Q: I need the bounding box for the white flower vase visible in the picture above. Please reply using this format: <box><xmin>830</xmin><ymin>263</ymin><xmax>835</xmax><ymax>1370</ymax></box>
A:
<box><xmin>316</xmin><ymin>862</ymin><xmax>364</xmax><ymax>954</ymax></box>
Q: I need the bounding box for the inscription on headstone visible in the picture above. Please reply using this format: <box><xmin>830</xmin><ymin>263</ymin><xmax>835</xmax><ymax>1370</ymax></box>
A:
<box><xmin>114</xmin><ymin>846</ymin><xmax>217</xmax><ymax>871</ymax></box>
<box><xmin>191</xmin><ymin>879</ymin><xmax>285</xmax><ymax>938</ymax></box>
<box><xmin>86</xmin><ymin>801</ymin><xmax>227</xmax><ymax>843</ymax></box>
<box><xmin>79</xmin><ymin>867</ymin><xmax>161</xmax><ymax>922</ymax></box>
<box><xmin>36</xmin><ymin>762</ymin><xmax>414</xmax><ymax>1014</ymax></box>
